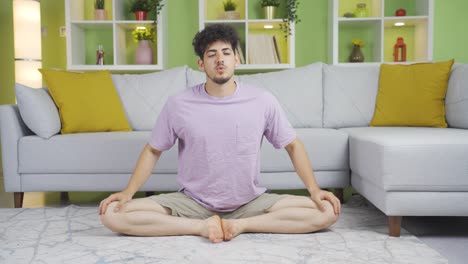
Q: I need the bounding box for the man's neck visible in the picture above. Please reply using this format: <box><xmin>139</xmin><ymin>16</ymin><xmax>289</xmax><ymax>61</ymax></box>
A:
<box><xmin>204</xmin><ymin>80</ymin><xmax>237</xmax><ymax>98</ymax></box>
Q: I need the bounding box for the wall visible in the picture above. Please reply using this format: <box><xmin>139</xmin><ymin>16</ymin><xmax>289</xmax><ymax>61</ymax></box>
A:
<box><xmin>0</xmin><ymin>0</ymin><xmax>15</xmax><ymax>105</ymax></box>
<box><xmin>4</xmin><ymin>0</ymin><xmax>466</xmax><ymax>84</ymax></box>
<box><xmin>433</xmin><ymin>0</ymin><xmax>468</xmax><ymax>62</ymax></box>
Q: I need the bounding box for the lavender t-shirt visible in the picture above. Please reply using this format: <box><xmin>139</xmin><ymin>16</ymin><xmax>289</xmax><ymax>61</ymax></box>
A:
<box><xmin>149</xmin><ymin>82</ymin><xmax>296</xmax><ymax>212</ymax></box>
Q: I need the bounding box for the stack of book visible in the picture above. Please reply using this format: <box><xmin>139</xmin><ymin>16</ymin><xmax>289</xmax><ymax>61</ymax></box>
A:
<box><xmin>247</xmin><ymin>34</ymin><xmax>282</xmax><ymax>64</ymax></box>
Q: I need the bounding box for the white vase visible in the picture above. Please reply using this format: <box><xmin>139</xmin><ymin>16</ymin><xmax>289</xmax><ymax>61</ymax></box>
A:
<box><xmin>135</xmin><ymin>40</ymin><xmax>153</xmax><ymax>65</ymax></box>
<box><xmin>219</xmin><ymin>11</ymin><xmax>240</xmax><ymax>20</ymax></box>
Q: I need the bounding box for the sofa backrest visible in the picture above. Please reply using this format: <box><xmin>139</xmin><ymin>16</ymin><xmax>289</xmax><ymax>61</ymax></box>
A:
<box><xmin>111</xmin><ymin>66</ymin><xmax>187</xmax><ymax>131</ymax></box>
<box><xmin>111</xmin><ymin>62</ymin><xmax>466</xmax><ymax>132</ymax></box>
<box><xmin>323</xmin><ymin>64</ymin><xmax>381</xmax><ymax>128</ymax></box>
<box><xmin>187</xmin><ymin>63</ymin><xmax>324</xmax><ymax>128</ymax></box>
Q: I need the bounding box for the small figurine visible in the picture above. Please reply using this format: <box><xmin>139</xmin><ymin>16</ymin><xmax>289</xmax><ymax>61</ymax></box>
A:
<box><xmin>393</xmin><ymin>37</ymin><xmax>407</xmax><ymax>62</ymax></box>
<box><xmin>395</xmin><ymin>8</ymin><xmax>406</xmax><ymax>16</ymax></box>
<box><xmin>96</xmin><ymin>44</ymin><xmax>104</xmax><ymax>65</ymax></box>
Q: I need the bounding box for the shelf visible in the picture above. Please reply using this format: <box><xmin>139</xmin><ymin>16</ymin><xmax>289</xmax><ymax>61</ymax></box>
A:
<box><xmin>65</xmin><ymin>0</ymin><xmax>167</xmax><ymax>71</ymax></box>
<box><xmin>329</xmin><ymin>0</ymin><xmax>433</xmax><ymax>64</ymax></box>
<box><xmin>199</xmin><ymin>0</ymin><xmax>295</xmax><ymax>70</ymax></box>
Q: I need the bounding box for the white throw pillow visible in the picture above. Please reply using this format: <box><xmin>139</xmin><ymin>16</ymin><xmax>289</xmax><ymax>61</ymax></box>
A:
<box><xmin>111</xmin><ymin>66</ymin><xmax>188</xmax><ymax>131</ymax></box>
<box><xmin>323</xmin><ymin>64</ymin><xmax>380</xmax><ymax>128</ymax></box>
<box><xmin>446</xmin><ymin>64</ymin><xmax>468</xmax><ymax>128</ymax></box>
<box><xmin>15</xmin><ymin>83</ymin><xmax>61</xmax><ymax>139</ymax></box>
<box><xmin>186</xmin><ymin>67</ymin><xmax>206</xmax><ymax>88</ymax></box>
<box><xmin>238</xmin><ymin>63</ymin><xmax>324</xmax><ymax>128</ymax></box>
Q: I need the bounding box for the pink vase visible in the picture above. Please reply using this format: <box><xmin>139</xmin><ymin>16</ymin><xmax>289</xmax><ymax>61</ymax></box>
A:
<box><xmin>135</xmin><ymin>40</ymin><xmax>153</xmax><ymax>64</ymax></box>
<box><xmin>94</xmin><ymin>9</ymin><xmax>107</xmax><ymax>20</ymax></box>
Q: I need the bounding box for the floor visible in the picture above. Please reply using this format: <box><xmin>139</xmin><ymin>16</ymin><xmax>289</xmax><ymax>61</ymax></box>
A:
<box><xmin>1</xmin><ymin>176</ymin><xmax>467</xmax><ymax>263</ymax></box>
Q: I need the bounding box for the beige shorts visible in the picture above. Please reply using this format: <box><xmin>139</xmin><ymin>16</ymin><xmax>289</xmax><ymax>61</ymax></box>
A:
<box><xmin>147</xmin><ymin>192</ymin><xmax>288</xmax><ymax>219</ymax></box>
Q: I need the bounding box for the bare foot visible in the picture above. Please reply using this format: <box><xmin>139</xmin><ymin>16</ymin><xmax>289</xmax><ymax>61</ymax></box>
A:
<box><xmin>221</xmin><ymin>219</ymin><xmax>244</xmax><ymax>241</ymax></box>
<box><xmin>200</xmin><ymin>215</ymin><xmax>224</xmax><ymax>243</ymax></box>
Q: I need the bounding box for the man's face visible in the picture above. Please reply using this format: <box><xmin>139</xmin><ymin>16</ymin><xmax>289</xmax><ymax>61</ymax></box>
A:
<box><xmin>198</xmin><ymin>40</ymin><xmax>239</xmax><ymax>85</ymax></box>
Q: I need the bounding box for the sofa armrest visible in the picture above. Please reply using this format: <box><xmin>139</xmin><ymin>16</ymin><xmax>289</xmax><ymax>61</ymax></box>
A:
<box><xmin>0</xmin><ymin>104</ymin><xmax>33</xmax><ymax>192</ymax></box>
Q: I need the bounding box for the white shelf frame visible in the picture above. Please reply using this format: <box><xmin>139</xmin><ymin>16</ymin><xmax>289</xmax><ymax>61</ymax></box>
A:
<box><xmin>65</xmin><ymin>0</ymin><xmax>168</xmax><ymax>71</ymax></box>
<box><xmin>329</xmin><ymin>0</ymin><xmax>433</xmax><ymax>65</ymax></box>
<box><xmin>199</xmin><ymin>0</ymin><xmax>295</xmax><ymax>70</ymax></box>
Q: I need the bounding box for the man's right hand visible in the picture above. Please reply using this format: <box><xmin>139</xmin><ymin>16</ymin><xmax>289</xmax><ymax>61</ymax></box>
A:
<box><xmin>99</xmin><ymin>191</ymin><xmax>133</xmax><ymax>215</ymax></box>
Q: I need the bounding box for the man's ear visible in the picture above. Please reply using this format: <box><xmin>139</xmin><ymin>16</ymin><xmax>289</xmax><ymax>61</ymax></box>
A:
<box><xmin>235</xmin><ymin>53</ymin><xmax>240</xmax><ymax>66</ymax></box>
<box><xmin>197</xmin><ymin>58</ymin><xmax>205</xmax><ymax>71</ymax></box>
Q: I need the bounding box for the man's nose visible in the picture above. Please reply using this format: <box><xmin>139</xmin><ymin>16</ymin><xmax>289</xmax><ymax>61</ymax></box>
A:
<box><xmin>216</xmin><ymin>53</ymin><xmax>224</xmax><ymax>63</ymax></box>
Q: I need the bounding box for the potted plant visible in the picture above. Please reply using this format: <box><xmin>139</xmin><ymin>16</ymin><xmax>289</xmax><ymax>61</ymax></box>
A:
<box><xmin>94</xmin><ymin>0</ymin><xmax>107</xmax><ymax>20</ymax></box>
<box><xmin>260</xmin><ymin>0</ymin><xmax>280</xmax><ymax>19</ymax></box>
<box><xmin>132</xmin><ymin>26</ymin><xmax>155</xmax><ymax>64</ymax></box>
<box><xmin>280</xmin><ymin>0</ymin><xmax>301</xmax><ymax>37</ymax></box>
<box><xmin>349</xmin><ymin>38</ymin><xmax>365</xmax><ymax>62</ymax></box>
<box><xmin>220</xmin><ymin>0</ymin><xmax>240</xmax><ymax>20</ymax></box>
<box><xmin>130</xmin><ymin>0</ymin><xmax>165</xmax><ymax>23</ymax></box>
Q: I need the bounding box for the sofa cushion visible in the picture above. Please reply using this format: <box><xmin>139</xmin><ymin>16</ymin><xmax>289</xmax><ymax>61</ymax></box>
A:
<box><xmin>323</xmin><ymin>64</ymin><xmax>380</xmax><ymax>128</ymax></box>
<box><xmin>186</xmin><ymin>67</ymin><xmax>207</xmax><ymax>88</ymax></box>
<box><xmin>261</xmin><ymin>128</ymin><xmax>349</xmax><ymax>171</ymax></box>
<box><xmin>238</xmin><ymin>63</ymin><xmax>323</xmax><ymax>128</ymax></box>
<box><xmin>111</xmin><ymin>66</ymin><xmax>187</xmax><ymax>131</ymax></box>
<box><xmin>18</xmin><ymin>128</ymin><xmax>349</xmax><ymax>174</ymax></box>
<box><xmin>39</xmin><ymin>69</ymin><xmax>132</xmax><ymax>134</ymax></box>
<box><xmin>446</xmin><ymin>64</ymin><xmax>468</xmax><ymax>128</ymax></box>
<box><xmin>15</xmin><ymin>83</ymin><xmax>61</xmax><ymax>139</ymax></box>
<box><xmin>342</xmin><ymin>127</ymin><xmax>468</xmax><ymax>192</ymax></box>
<box><xmin>18</xmin><ymin>131</ymin><xmax>179</xmax><ymax>174</ymax></box>
<box><xmin>370</xmin><ymin>60</ymin><xmax>454</xmax><ymax>128</ymax></box>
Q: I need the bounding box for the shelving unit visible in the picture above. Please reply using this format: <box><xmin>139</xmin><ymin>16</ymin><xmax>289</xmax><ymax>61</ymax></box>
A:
<box><xmin>199</xmin><ymin>0</ymin><xmax>295</xmax><ymax>70</ymax></box>
<box><xmin>65</xmin><ymin>0</ymin><xmax>167</xmax><ymax>70</ymax></box>
<box><xmin>328</xmin><ymin>0</ymin><xmax>433</xmax><ymax>64</ymax></box>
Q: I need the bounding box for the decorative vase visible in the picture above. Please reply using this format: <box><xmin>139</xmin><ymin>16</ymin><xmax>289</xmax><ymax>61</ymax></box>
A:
<box><xmin>219</xmin><ymin>11</ymin><xmax>240</xmax><ymax>20</ymax></box>
<box><xmin>135</xmin><ymin>11</ymin><xmax>147</xmax><ymax>20</ymax></box>
<box><xmin>94</xmin><ymin>9</ymin><xmax>107</xmax><ymax>20</ymax></box>
<box><xmin>135</xmin><ymin>40</ymin><xmax>153</xmax><ymax>64</ymax></box>
<box><xmin>263</xmin><ymin>6</ymin><xmax>277</xmax><ymax>19</ymax></box>
<box><xmin>349</xmin><ymin>45</ymin><xmax>364</xmax><ymax>62</ymax></box>
<box><xmin>354</xmin><ymin>3</ymin><xmax>369</xmax><ymax>18</ymax></box>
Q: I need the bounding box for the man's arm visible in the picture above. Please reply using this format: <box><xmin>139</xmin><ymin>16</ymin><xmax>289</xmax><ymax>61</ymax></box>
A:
<box><xmin>99</xmin><ymin>143</ymin><xmax>162</xmax><ymax>214</ymax></box>
<box><xmin>124</xmin><ymin>143</ymin><xmax>162</xmax><ymax>195</ymax></box>
<box><xmin>284</xmin><ymin>138</ymin><xmax>341</xmax><ymax>215</ymax></box>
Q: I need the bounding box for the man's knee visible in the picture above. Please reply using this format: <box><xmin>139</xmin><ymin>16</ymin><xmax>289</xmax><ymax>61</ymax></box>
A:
<box><xmin>100</xmin><ymin>201</ymin><xmax>129</xmax><ymax>234</ymax></box>
<box><xmin>317</xmin><ymin>201</ymin><xmax>339</xmax><ymax>230</ymax></box>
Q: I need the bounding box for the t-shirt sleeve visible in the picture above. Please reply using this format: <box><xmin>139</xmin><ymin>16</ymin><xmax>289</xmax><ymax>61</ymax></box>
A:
<box><xmin>264</xmin><ymin>95</ymin><xmax>297</xmax><ymax>149</ymax></box>
<box><xmin>148</xmin><ymin>99</ymin><xmax>177</xmax><ymax>151</ymax></box>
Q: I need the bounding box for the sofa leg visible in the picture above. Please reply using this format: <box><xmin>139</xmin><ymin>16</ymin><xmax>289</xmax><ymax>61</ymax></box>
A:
<box><xmin>145</xmin><ymin>191</ymin><xmax>156</xmax><ymax>197</ymax></box>
<box><xmin>14</xmin><ymin>192</ymin><xmax>24</xmax><ymax>208</ymax></box>
<box><xmin>334</xmin><ymin>188</ymin><xmax>344</xmax><ymax>203</ymax></box>
<box><xmin>388</xmin><ymin>216</ymin><xmax>402</xmax><ymax>237</ymax></box>
<box><xmin>60</xmin><ymin>192</ymin><xmax>69</xmax><ymax>205</ymax></box>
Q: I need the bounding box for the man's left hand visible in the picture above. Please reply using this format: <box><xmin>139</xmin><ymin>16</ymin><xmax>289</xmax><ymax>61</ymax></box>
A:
<box><xmin>310</xmin><ymin>189</ymin><xmax>341</xmax><ymax>215</ymax></box>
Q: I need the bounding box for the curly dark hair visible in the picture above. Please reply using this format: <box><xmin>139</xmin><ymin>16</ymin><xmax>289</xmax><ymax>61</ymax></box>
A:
<box><xmin>192</xmin><ymin>24</ymin><xmax>240</xmax><ymax>60</ymax></box>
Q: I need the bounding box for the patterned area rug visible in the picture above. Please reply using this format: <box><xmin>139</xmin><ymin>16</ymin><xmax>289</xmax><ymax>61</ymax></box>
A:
<box><xmin>0</xmin><ymin>195</ymin><xmax>447</xmax><ymax>264</ymax></box>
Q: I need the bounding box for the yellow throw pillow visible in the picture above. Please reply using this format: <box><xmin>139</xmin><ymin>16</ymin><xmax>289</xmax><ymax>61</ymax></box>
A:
<box><xmin>39</xmin><ymin>69</ymin><xmax>131</xmax><ymax>134</ymax></box>
<box><xmin>370</xmin><ymin>59</ymin><xmax>454</xmax><ymax>128</ymax></box>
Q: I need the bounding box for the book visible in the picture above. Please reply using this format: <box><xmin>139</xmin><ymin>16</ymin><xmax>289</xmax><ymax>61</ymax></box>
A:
<box><xmin>248</xmin><ymin>34</ymin><xmax>277</xmax><ymax>64</ymax></box>
<box><xmin>272</xmin><ymin>36</ymin><xmax>282</xmax><ymax>64</ymax></box>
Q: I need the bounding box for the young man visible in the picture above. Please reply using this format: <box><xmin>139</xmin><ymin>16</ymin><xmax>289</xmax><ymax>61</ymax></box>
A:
<box><xmin>99</xmin><ymin>24</ymin><xmax>340</xmax><ymax>243</ymax></box>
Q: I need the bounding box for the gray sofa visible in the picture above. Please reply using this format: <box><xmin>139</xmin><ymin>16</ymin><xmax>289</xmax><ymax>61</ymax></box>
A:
<box><xmin>2</xmin><ymin>62</ymin><xmax>468</xmax><ymax>237</ymax></box>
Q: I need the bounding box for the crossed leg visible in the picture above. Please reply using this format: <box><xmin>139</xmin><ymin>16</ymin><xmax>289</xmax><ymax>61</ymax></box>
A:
<box><xmin>100</xmin><ymin>195</ymin><xmax>338</xmax><ymax>242</ymax></box>
<box><xmin>221</xmin><ymin>195</ymin><xmax>339</xmax><ymax>240</ymax></box>
<box><xmin>100</xmin><ymin>198</ymin><xmax>225</xmax><ymax>242</ymax></box>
